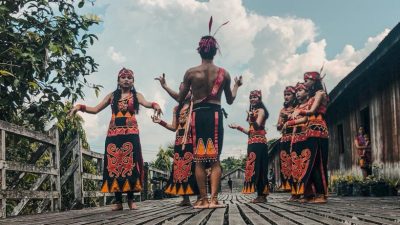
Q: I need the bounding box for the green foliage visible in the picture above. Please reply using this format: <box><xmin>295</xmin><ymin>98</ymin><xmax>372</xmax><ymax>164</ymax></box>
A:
<box><xmin>0</xmin><ymin>0</ymin><xmax>101</xmax><ymax>131</ymax></box>
<box><xmin>152</xmin><ymin>144</ymin><xmax>174</xmax><ymax>172</ymax></box>
<box><xmin>59</xmin><ymin>103</ymin><xmax>98</xmax><ymax>209</ymax></box>
<box><xmin>221</xmin><ymin>156</ymin><xmax>246</xmax><ymax>173</ymax></box>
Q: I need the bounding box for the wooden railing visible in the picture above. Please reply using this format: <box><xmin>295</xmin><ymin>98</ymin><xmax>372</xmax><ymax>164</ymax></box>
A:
<box><xmin>0</xmin><ymin>120</ymin><xmax>61</xmax><ymax>218</ymax></box>
<box><xmin>60</xmin><ymin>134</ymin><xmax>113</xmax><ymax>209</ymax></box>
<box><xmin>0</xmin><ymin>120</ymin><xmax>170</xmax><ymax>218</ymax></box>
<box><xmin>62</xmin><ymin>134</ymin><xmax>169</xmax><ymax>206</ymax></box>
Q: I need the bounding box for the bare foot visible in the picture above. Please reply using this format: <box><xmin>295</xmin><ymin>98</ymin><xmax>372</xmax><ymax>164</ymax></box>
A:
<box><xmin>298</xmin><ymin>196</ymin><xmax>313</xmax><ymax>203</ymax></box>
<box><xmin>193</xmin><ymin>198</ymin><xmax>202</xmax><ymax>207</ymax></box>
<box><xmin>208</xmin><ymin>196</ymin><xmax>225</xmax><ymax>208</ymax></box>
<box><xmin>178</xmin><ymin>199</ymin><xmax>192</xmax><ymax>207</ymax></box>
<box><xmin>251</xmin><ymin>196</ymin><xmax>267</xmax><ymax>203</ymax></box>
<box><xmin>309</xmin><ymin>195</ymin><xmax>327</xmax><ymax>204</ymax></box>
<box><xmin>193</xmin><ymin>197</ymin><xmax>209</xmax><ymax>209</ymax></box>
<box><xmin>111</xmin><ymin>203</ymin><xmax>123</xmax><ymax>211</ymax></box>
<box><xmin>128</xmin><ymin>200</ymin><xmax>138</xmax><ymax>210</ymax></box>
<box><xmin>288</xmin><ymin>195</ymin><xmax>300</xmax><ymax>202</ymax></box>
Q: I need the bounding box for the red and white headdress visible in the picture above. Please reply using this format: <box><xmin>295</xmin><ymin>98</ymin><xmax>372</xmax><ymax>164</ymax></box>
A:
<box><xmin>303</xmin><ymin>71</ymin><xmax>321</xmax><ymax>81</ymax></box>
<box><xmin>249</xmin><ymin>90</ymin><xmax>262</xmax><ymax>99</ymax></box>
<box><xmin>304</xmin><ymin>63</ymin><xmax>327</xmax><ymax>81</ymax></box>
<box><xmin>295</xmin><ymin>82</ymin><xmax>308</xmax><ymax>91</ymax></box>
<box><xmin>118</xmin><ymin>67</ymin><xmax>134</xmax><ymax>78</ymax></box>
<box><xmin>284</xmin><ymin>86</ymin><xmax>296</xmax><ymax>94</ymax></box>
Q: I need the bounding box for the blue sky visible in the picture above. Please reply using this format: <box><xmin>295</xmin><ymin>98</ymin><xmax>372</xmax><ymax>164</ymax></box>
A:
<box><xmin>75</xmin><ymin>0</ymin><xmax>399</xmax><ymax>162</ymax></box>
<box><xmin>245</xmin><ymin>0</ymin><xmax>400</xmax><ymax>57</ymax></box>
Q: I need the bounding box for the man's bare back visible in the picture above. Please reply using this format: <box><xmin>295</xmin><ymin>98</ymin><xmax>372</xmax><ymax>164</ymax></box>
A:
<box><xmin>180</xmin><ymin>62</ymin><xmax>239</xmax><ymax>105</ymax></box>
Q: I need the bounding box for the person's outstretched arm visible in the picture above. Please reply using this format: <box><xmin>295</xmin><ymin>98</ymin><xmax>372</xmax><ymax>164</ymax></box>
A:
<box><xmin>177</xmin><ymin>70</ymin><xmax>191</xmax><ymax>103</ymax></box>
<box><xmin>155</xmin><ymin>73</ymin><xmax>179</xmax><ymax>102</ymax></box>
<box><xmin>137</xmin><ymin>92</ymin><xmax>163</xmax><ymax>117</ymax></box>
<box><xmin>224</xmin><ymin>71</ymin><xmax>242</xmax><ymax>105</ymax></box>
<box><xmin>69</xmin><ymin>93</ymin><xmax>112</xmax><ymax>116</ymax></box>
<box><xmin>228</xmin><ymin>123</ymin><xmax>249</xmax><ymax>135</ymax></box>
<box><xmin>152</xmin><ymin>107</ymin><xmax>178</xmax><ymax>132</ymax></box>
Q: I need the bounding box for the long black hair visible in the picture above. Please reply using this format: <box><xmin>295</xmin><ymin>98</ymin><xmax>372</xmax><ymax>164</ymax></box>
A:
<box><xmin>112</xmin><ymin>85</ymin><xmax>140</xmax><ymax>114</ymax></box>
<box><xmin>283</xmin><ymin>92</ymin><xmax>298</xmax><ymax>108</ymax></box>
<box><xmin>175</xmin><ymin>99</ymin><xmax>190</xmax><ymax>126</ymax></box>
<box><xmin>247</xmin><ymin>100</ymin><xmax>269</xmax><ymax>122</ymax></box>
<box><xmin>308</xmin><ymin>80</ymin><xmax>324</xmax><ymax>97</ymax></box>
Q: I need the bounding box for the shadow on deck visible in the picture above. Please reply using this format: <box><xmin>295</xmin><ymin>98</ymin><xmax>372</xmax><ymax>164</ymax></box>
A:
<box><xmin>0</xmin><ymin>193</ymin><xmax>399</xmax><ymax>225</ymax></box>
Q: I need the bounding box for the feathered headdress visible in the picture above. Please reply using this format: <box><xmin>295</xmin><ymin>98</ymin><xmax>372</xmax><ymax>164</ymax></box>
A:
<box><xmin>303</xmin><ymin>62</ymin><xmax>327</xmax><ymax>81</ymax></box>
<box><xmin>198</xmin><ymin>16</ymin><xmax>229</xmax><ymax>53</ymax></box>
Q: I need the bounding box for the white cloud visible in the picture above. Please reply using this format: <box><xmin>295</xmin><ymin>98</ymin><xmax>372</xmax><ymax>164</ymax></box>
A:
<box><xmin>79</xmin><ymin>0</ymin><xmax>390</xmax><ymax>162</ymax></box>
<box><xmin>80</xmin><ymin>112</ymin><xmax>108</xmax><ymax>148</ymax></box>
<box><xmin>107</xmin><ymin>46</ymin><xmax>127</xmax><ymax>64</ymax></box>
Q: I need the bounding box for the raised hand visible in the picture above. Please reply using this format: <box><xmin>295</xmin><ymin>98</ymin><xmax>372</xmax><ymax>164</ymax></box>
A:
<box><xmin>154</xmin><ymin>73</ymin><xmax>167</xmax><ymax>88</ymax></box>
<box><xmin>68</xmin><ymin>105</ymin><xmax>80</xmax><ymax>117</ymax></box>
<box><xmin>247</xmin><ymin>110</ymin><xmax>256</xmax><ymax>122</ymax></box>
<box><xmin>234</xmin><ymin>75</ymin><xmax>243</xmax><ymax>87</ymax></box>
<box><xmin>290</xmin><ymin>109</ymin><xmax>300</xmax><ymax>119</ymax></box>
<box><xmin>153</xmin><ymin>104</ymin><xmax>163</xmax><ymax>117</ymax></box>
<box><xmin>280</xmin><ymin>111</ymin><xmax>289</xmax><ymax>119</ymax></box>
<box><xmin>228</xmin><ymin>123</ymin><xmax>239</xmax><ymax>129</ymax></box>
<box><xmin>151</xmin><ymin>115</ymin><xmax>161</xmax><ymax>124</ymax></box>
<box><xmin>282</xmin><ymin>122</ymin><xmax>287</xmax><ymax>132</ymax></box>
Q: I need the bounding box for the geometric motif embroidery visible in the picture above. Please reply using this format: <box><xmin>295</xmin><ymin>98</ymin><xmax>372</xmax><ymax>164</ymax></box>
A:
<box><xmin>195</xmin><ymin>138</ymin><xmax>217</xmax><ymax>158</ymax></box>
<box><xmin>107</xmin><ymin>142</ymin><xmax>135</xmax><ymax>178</ymax></box>
<box><xmin>244</xmin><ymin>152</ymin><xmax>256</xmax><ymax>182</ymax></box>
<box><xmin>173</xmin><ymin>152</ymin><xmax>193</xmax><ymax>183</ymax></box>
<box><xmin>280</xmin><ymin>150</ymin><xmax>292</xmax><ymax>179</ymax></box>
<box><xmin>290</xmin><ymin>149</ymin><xmax>311</xmax><ymax>182</ymax></box>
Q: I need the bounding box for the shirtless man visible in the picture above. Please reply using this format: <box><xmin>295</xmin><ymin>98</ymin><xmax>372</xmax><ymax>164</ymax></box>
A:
<box><xmin>178</xmin><ymin>34</ymin><xmax>242</xmax><ymax>208</ymax></box>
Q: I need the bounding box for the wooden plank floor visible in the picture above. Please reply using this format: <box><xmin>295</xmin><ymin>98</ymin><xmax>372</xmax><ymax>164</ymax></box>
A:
<box><xmin>1</xmin><ymin>193</ymin><xmax>399</xmax><ymax>225</ymax></box>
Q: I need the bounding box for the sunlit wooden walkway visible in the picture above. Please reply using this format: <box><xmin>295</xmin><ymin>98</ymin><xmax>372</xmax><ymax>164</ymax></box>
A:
<box><xmin>1</xmin><ymin>193</ymin><xmax>399</xmax><ymax>225</ymax></box>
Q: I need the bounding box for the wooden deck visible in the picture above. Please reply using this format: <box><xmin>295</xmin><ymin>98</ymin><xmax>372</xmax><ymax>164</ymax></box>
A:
<box><xmin>1</xmin><ymin>193</ymin><xmax>399</xmax><ymax>225</ymax></box>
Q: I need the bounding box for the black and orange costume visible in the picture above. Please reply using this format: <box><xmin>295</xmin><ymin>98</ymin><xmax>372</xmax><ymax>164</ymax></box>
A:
<box><xmin>99</xmin><ymin>69</ymin><xmax>151</xmax><ymax>203</ymax></box>
<box><xmin>164</xmin><ymin>103</ymin><xmax>199</xmax><ymax>196</ymax></box>
<box><xmin>290</xmin><ymin>72</ymin><xmax>329</xmax><ymax>198</ymax></box>
<box><xmin>191</xmin><ymin>67</ymin><xmax>225</xmax><ymax>163</ymax></box>
<box><xmin>242</xmin><ymin>117</ymin><xmax>269</xmax><ymax>195</ymax></box>
<box><xmin>278</xmin><ymin>86</ymin><xmax>296</xmax><ymax>191</ymax></box>
<box><xmin>286</xmin><ymin>83</ymin><xmax>311</xmax><ymax>196</ymax></box>
<box><xmin>232</xmin><ymin>90</ymin><xmax>269</xmax><ymax>196</ymax></box>
<box><xmin>100</xmin><ymin>92</ymin><xmax>144</xmax><ymax>196</ymax></box>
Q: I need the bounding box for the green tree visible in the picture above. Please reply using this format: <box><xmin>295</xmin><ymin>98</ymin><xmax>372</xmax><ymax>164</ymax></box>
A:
<box><xmin>0</xmin><ymin>0</ymin><xmax>101</xmax><ymax>131</ymax></box>
<box><xmin>221</xmin><ymin>156</ymin><xmax>246</xmax><ymax>173</ymax></box>
<box><xmin>0</xmin><ymin>0</ymin><xmax>102</xmax><ymax>213</ymax></box>
<box><xmin>152</xmin><ymin>144</ymin><xmax>174</xmax><ymax>172</ymax></box>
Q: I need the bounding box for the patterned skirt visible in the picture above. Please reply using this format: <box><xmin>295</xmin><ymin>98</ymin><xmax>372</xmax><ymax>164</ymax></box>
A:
<box><xmin>164</xmin><ymin>144</ymin><xmax>199</xmax><ymax>196</ymax></box>
<box><xmin>290</xmin><ymin>134</ymin><xmax>328</xmax><ymax>196</ymax></box>
<box><xmin>242</xmin><ymin>143</ymin><xmax>269</xmax><ymax>196</ymax></box>
<box><xmin>303</xmin><ymin>137</ymin><xmax>329</xmax><ymax>197</ymax></box>
<box><xmin>100</xmin><ymin>134</ymin><xmax>144</xmax><ymax>193</ymax></box>
<box><xmin>191</xmin><ymin>103</ymin><xmax>223</xmax><ymax>163</ymax></box>
<box><xmin>279</xmin><ymin>139</ymin><xmax>292</xmax><ymax>191</ymax></box>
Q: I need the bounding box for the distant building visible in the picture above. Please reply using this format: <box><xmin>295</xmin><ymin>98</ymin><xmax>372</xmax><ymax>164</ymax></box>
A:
<box><xmin>221</xmin><ymin>168</ymin><xmax>245</xmax><ymax>192</ymax></box>
<box><xmin>327</xmin><ymin>23</ymin><xmax>400</xmax><ymax>179</ymax></box>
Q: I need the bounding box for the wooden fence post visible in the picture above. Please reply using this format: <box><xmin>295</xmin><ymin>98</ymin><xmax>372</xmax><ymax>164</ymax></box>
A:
<box><xmin>73</xmin><ymin>134</ymin><xmax>83</xmax><ymax>206</ymax></box>
<box><xmin>143</xmin><ymin>162</ymin><xmax>149</xmax><ymax>200</ymax></box>
<box><xmin>50</xmin><ymin>127</ymin><xmax>61</xmax><ymax>211</ymax></box>
<box><xmin>0</xmin><ymin>130</ymin><xmax>6</xmax><ymax>218</ymax></box>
